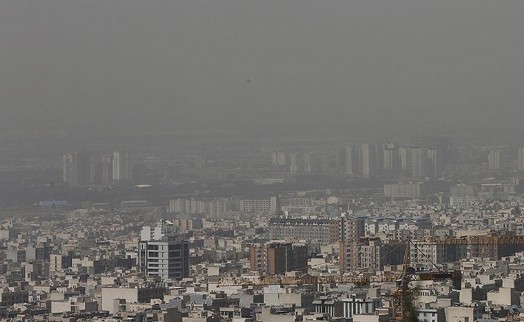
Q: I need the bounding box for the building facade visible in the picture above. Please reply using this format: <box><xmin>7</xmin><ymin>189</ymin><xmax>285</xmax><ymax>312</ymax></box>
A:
<box><xmin>269</xmin><ymin>218</ymin><xmax>339</xmax><ymax>244</ymax></box>
<box><xmin>63</xmin><ymin>152</ymin><xmax>90</xmax><ymax>186</ymax></box>
<box><xmin>250</xmin><ymin>242</ymin><xmax>308</xmax><ymax>275</ymax></box>
<box><xmin>138</xmin><ymin>220</ymin><xmax>189</xmax><ymax>281</ymax></box>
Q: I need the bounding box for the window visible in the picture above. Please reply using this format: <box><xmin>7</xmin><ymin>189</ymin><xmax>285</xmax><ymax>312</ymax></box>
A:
<box><xmin>169</xmin><ymin>244</ymin><xmax>182</xmax><ymax>251</ymax></box>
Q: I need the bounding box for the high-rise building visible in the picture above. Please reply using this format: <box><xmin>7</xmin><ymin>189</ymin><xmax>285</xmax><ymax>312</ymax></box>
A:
<box><xmin>410</xmin><ymin>242</ymin><xmax>451</xmax><ymax>269</ymax></box>
<box><xmin>518</xmin><ymin>147</ymin><xmax>524</xmax><ymax>171</ymax></box>
<box><xmin>250</xmin><ymin>243</ymin><xmax>267</xmax><ymax>272</ymax></box>
<box><xmin>335</xmin><ymin>147</ymin><xmax>346</xmax><ymax>168</ymax></box>
<box><xmin>303</xmin><ymin>152</ymin><xmax>312</xmax><ymax>173</ymax></box>
<box><xmin>383</xmin><ymin>144</ymin><xmax>399</xmax><ymax>174</ymax></box>
<box><xmin>272</xmin><ymin>151</ymin><xmax>287</xmax><ymax>166</ymax></box>
<box><xmin>101</xmin><ymin>156</ymin><xmax>113</xmax><ymax>186</ymax></box>
<box><xmin>339</xmin><ymin>214</ymin><xmax>366</xmax><ymax>272</ymax></box>
<box><xmin>138</xmin><ymin>220</ymin><xmax>190</xmax><ymax>281</ymax></box>
<box><xmin>169</xmin><ymin>198</ymin><xmax>233</xmax><ymax>217</ymax></box>
<box><xmin>341</xmin><ymin>238</ymin><xmax>404</xmax><ymax>272</ymax></box>
<box><xmin>269</xmin><ymin>218</ymin><xmax>339</xmax><ymax>244</ymax></box>
<box><xmin>267</xmin><ymin>243</ymin><xmax>306</xmax><ymax>275</ymax></box>
<box><xmin>113</xmin><ymin>151</ymin><xmax>131</xmax><ymax>184</ymax></box>
<box><xmin>449</xmin><ymin>183</ymin><xmax>477</xmax><ymax>206</ymax></box>
<box><xmin>289</xmin><ymin>152</ymin><xmax>299</xmax><ymax>173</ymax></box>
<box><xmin>361</xmin><ymin>143</ymin><xmax>376</xmax><ymax>178</ymax></box>
<box><xmin>488</xmin><ymin>149</ymin><xmax>501</xmax><ymax>170</ymax></box>
<box><xmin>344</xmin><ymin>145</ymin><xmax>354</xmax><ymax>175</ymax></box>
<box><xmin>408</xmin><ymin>147</ymin><xmax>427</xmax><ymax>178</ymax></box>
<box><xmin>320</xmin><ymin>154</ymin><xmax>329</xmax><ymax>173</ymax></box>
<box><xmin>384</xmin><ymin>182</ymin><xmax>423</xmax><ymax>199</ymax></box>
<box><xmin>427</xmin><ymin>148</ymin><xmax>441</xmax><ymax>177</ymax></box>
<box><xmin>250</xmin><ymin>242</ymin><xmax>308</xmax><ymax>275</ymax></box>
<box><xmin>240</xmin><ymin>199</ymin><xmax>273</xmax><ymax>214</ymax></box>
<box><xmin>398</xmin><ymin>146</ymin><xmax>409</xmax><ymax>173</ymax></box>
<box><xmin>62</xmin><ymin>152</ymin><xmax>90</xmax><ymax>186</ymax></box>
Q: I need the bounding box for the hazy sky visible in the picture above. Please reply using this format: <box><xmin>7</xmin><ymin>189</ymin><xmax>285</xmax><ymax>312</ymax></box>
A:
<box><xmin>1</xmin><ymin>0</ymin><xmax>523</xmax><ymax>135</ymax></box>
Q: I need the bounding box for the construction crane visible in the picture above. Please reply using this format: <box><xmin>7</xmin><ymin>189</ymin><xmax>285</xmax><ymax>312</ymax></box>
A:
<box><xmin>390</xmin><ymin>238</ymin><xmax>457</xmax><ymax>321</ymax></box>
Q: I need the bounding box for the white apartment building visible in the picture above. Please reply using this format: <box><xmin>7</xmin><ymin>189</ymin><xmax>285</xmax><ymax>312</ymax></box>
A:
<box><xmin>138</xmin><ymin>220</ymin><xmax>189</xmax><ymax>281</ymax></box>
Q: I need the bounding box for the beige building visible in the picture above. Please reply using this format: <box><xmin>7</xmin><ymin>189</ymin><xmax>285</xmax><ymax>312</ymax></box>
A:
<box><xmin>384</xmin><ymin>182</ymin><xmax>423</xmax><ymax>199</ymax></box>
<box><xmin>352</xmin><ymin>314</ymin><xmax>390</xmax><ymax>322</ymax></box>
<box><xmin>445</xmin><ymin>306</ymin><xmax>483</xmax><ymax>322</ymax></box>
<box><xmin>486</xmin><ymin>287</ymin><xmax>519</xmax><ymax>306</ymax></box>
<box><xmin>101</xmin><ymin>286</ymin><xmax>164</xmax><ymax>314</ymax></box>
<box><xmin>50</xmin><ymin>296</ymin><xmax>98</xmax><ymax>314</ymax></box>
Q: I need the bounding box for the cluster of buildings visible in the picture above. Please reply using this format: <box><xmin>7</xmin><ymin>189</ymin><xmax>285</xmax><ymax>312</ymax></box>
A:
<box><xmin>486</xmin><ymin>146</ymin><xmax>524</xmax><ymax>171</ymax></box>
<box><xmin>382</xmin><ymin>179</ymin><xmax>524</xmax><ymax>203</ymax></box>
<box><xmin>4</xmin><ymin>187</ymin><xmax>524</xmax><ymax>321</ymax></box>
<box><xmin>169</xmin><ymin>198</ymin><xmax>280</xmax><ymax>216</ymax></box>
<box><xmin>62</xmin><ymin>151</ymin><xmax>132</xmax><ymax>186</ymax></box>
<box><xmin>272</xmin><ymin>142</ymin><xmax>446</xmax><ymax>179</ymax></box>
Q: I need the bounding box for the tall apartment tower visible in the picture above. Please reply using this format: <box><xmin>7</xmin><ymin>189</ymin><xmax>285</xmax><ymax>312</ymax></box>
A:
<box><xmin>89</xmin><ymin>158</ymin><xmax>100</xmax><ymax>185</ymax></box>
<box><xmin>138</xmin><ymin>220</ymin><xmax>190</xmax><ymax>281</ymax></box>
<box><xmin>408</xmin><ymin>147</ymin><xmax>427</xmax><ymax>178</ymax></box>
<box><xmin>112</xmin><ymin>151</ymin><xmax>131</xmax><ymax>184</ymax></box>
<box><xmin>62</xmin><ymin>152</ymin><xmax>90</xmax><ymax>186</ymax></box>
<box><xmin>289</xmin><ymin>153</ymin><xmax>299</xmax><ymax>173</ymax></box>
<box><xmin>518</xmin><ymin>147</ymin><xmax>524</xmax><ymax>171</ymax></box>
<box><xmin>101</xmin><ymin>156</ymin><xmax>113</xmax><ymax>185</ymax></box>
<box><xmin>303</xmin><ymin>152</ymin><xmax>312</xmax><ymax>173</ymax></box>
<box><xmin>427</xmin><ymin>148</ymin><xmax>441</xmax><ymax>177</ymax></box>
<box><xmin>398</xmin><ymin>146</ymin><xmax>409</xmax><ymax>173</ymax></box>
<box><xmin>272</xmin><ymin>151</ymin><xmax>287</xmax><ymax>166</ymax></box>
<box><xmin>382</xmin><ymin>144</ymin><xmax>399</xmax><ymax>174</ymax></box>
<box><xmin>344</xmin><ymin>145</ymin><xmax>354</xmax><ymax>175</ymax></box>
<box><xmin>250</xmin><ymin>242</ymin><xmax>308</xmax><ymax>275</ymax></box>
<box><xmin>339</xmin><ymin>214</ymin><xmax>366</xmax><ymax>272</ymax></box>
<box><xmin>361</xmin><ymin>143</ymin><xmax>376</xmax><ymax>178</ymax></box>
<box><xmin>488</xmin><ymin>149</ymin><xmax>501</xmax><ymax>170</ymax></box>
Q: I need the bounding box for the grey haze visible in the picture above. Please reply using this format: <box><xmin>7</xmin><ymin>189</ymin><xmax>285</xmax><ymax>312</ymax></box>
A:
<box><xmin>1</xmin><ymin>0</ymin><xmax>523</xmax><ymax>136</ymax></box>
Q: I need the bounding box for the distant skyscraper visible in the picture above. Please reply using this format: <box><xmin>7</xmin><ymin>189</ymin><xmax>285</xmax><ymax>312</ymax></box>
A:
<box><xmin>62</xmin><ymin>152</ymin><xmax>90</xmax><ymax>186</ymax></box>
<box><xmin>335</xmin><ymin>147</ymin><xmax>346</xmax><ymax>168</ymax></box>
<box><xmin>518</xmin><ymin>147</ymin><xmax>524</xmax><ymax>171</ymax></box>
<box><xmin>408</xmin><ymin>147</ymin><xmax>427</xmax><ymax>178</ymax></box>
<box><xmin>382</xmin><ymin>144</ymin><xmax>399</xmax><ymax>173</ymax></box>
<box><xmin>272</xmin><ymin>151</ymin><xmax>287</xmax><ymax>166</ymax></box>
<box><xmin>361</xmin><ymin>143</ymin><xmax>376</xmax><ymax>178</ymax></box>
<box><xmin>427</xmin><ymin>148</ymin><xmax>441</xmax><ymax>177</ymax></box>
<box><xmin>320</xmin><ymin>154</ymin><xmax>329</xmax><ymax>173</ymax></box>
<box><xmin>101</xmin><ymin>156</ymin><xmax>113</xmax><ymax>186</ymax></box>
<box><xmin>112</xmin><ymin>151</ymin><xmax>131</xmax><ymax>184</ymax></box>
<box><xmin>344</xmin><ymin>145</ymin><xmax>354</xmax><ymax>175</ymax></box>
<box><xmin>303</xmin><ymin>152</ymin><xmax>312</xmax><ymax>173</ymax></box>
<box><xmin>398</xmin><ymin>146</ymin><xmax>409</xmax><ymax>173</ymax></box>
<box><xmin>89</xmin><ymin>158</ymin><xmax>100</xmax><ymax>185</ymax></box>
<box><xmin>488</xmin><ymin>149</ymin><xmax>501</xmax><ymax>170</ymax></box>
<box><xmin>289</xmin><ymin>152</ymin><xmax>299</xmax><ymax>173</ymax></box>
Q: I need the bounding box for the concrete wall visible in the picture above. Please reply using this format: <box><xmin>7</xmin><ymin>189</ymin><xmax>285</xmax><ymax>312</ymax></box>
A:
<box><xmin>101</xmin><ymin>288</ymin><xmax>137</xmax><ymax>313</ymax></box>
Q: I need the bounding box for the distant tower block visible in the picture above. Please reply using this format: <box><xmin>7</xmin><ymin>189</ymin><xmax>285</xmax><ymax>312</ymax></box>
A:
<box><xmin>112</xmin><ymin>151</ymin><xmax>131</xmax><ymax>184</ymax></box>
